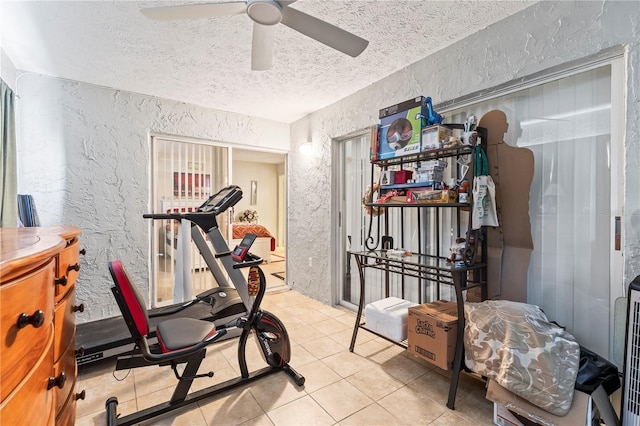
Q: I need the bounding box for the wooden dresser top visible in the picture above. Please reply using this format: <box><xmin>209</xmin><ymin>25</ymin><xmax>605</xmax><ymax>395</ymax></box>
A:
<box><xmin>0</xmin><ymin>226</ymin><xmax>81</xmax><ymax>283</ymax></box>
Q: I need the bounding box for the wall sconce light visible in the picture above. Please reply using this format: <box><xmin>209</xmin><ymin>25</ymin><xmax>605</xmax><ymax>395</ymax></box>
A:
<box><xmin>299</xmin><ymin>141</ymin><xmax>313</xmax><ymax>156</ymax></box>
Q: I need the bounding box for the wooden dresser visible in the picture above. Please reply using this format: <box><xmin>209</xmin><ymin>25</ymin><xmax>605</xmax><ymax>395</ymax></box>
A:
<box><xmin>0</xmin><ymin>226</ymin><xmax>85</xmax><ymax>425</ymax></box>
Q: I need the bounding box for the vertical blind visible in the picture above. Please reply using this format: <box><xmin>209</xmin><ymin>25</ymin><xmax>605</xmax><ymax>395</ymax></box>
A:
<box><xmin>446</xmin><ymin>65</ymin><xmax>614</xmax><ymax>357</ymax></box>
<box><xmin>151</xmin><ymin>137</ymin><xmax>228</xmax><ymax>307</ymax></box>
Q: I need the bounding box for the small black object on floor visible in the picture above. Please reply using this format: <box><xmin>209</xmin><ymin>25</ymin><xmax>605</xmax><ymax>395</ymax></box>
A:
<box><xmin>271</xmin><ymin>271</ymin><xmax>285</xmax><ymax>280</ymax></box>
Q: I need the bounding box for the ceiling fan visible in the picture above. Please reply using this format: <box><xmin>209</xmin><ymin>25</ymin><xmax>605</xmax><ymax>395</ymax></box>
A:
<box><xmin>140</xmin><ymin>0</ymin><xmax>369</xmax><ymax>71</ymax></box>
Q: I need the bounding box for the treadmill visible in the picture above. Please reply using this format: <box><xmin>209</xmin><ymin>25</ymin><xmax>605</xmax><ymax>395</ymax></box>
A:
<box><xmin>76</xmin><ymin>185</ymin><xmax>251</xmax><ymax>365</ymax></box>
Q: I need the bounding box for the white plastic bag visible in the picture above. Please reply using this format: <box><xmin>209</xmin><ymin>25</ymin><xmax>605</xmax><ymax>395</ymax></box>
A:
<box><xmin>472</xmin><ymin>174</ymin><xmax>498</xmax><ymax>229</ymax></box>
<box><xmin>471</xmin><ymin>145</ymin><xmax>499</xmax><ymax>229</ymax></box>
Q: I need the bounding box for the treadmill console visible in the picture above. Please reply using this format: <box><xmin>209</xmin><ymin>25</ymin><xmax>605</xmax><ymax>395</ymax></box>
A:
<box><xmin>231</xmin><ymin>233</ymin><xmax>257</xmax><ymax>262</ymax></box>
<box><xmin>199</xmin><ymin>185</ymin><xmax>243</xmax><ymax>215</ymax></box>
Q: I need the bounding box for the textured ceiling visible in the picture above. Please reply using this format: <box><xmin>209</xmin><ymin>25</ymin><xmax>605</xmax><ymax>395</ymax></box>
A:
<box><xmin>1</xmin><ymin>0</ymin><xmax>538</xmax><ymax>124</ymax></box>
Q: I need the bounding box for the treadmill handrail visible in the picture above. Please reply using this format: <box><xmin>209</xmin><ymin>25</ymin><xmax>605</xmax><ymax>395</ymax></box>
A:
<box><xmin>143</xmin><ymin>213</ymin><xmax>183</xmax><ymax>220</ymax></box>
<box><xmin>144</xmin><ymin>211</ymin><xmax>219</xmax><ymax>234</ymax></box>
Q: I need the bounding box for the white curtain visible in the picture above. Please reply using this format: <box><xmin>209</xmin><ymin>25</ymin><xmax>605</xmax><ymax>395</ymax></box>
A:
<box><xmin>1</xmin><ymin>79</ymin><xmax>18</xmax><ymax>227</ymax></box>
<box><xmin>447</xmin><ymin>65</ymin><xmax>613</xmax><ymax>356</ymax></box>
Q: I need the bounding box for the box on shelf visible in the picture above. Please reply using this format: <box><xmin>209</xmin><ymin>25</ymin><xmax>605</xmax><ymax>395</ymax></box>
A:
<box><xmin>407</xmin><ymin>300</ymin><xmax>458</xmax><ymax>370</ymax></box>
<box><xmin>365</xmin><ymin>297</ymin><xmax>418</xmax><ymax>342</ymax></box>
<box><xmin>378</xmin><ymin>97</ymin><xmax>425</xmax><ymax>160</ymax></box>
<box><xmin>412</xmin><ymin>189</ymin><xmax>457</xmax><ymax>204</ymax></box>
<box><xmin>418</xmin><ymin>160</ymin><xmax>447</xmax><ymax>169</ymax></box>
<box><xmin>416</xmin><ymin>169</ymin><xmax>443</xmax><ymax>183</ymax></box>
<box><xmin>421</xmin><ymin>125</ymin><xmax>453</xmax><ymax>152</ymax></box>
<box><xmin>486</xmin><ymin>379</ymin><xmax>594</xmax><ymax>426</ymax></box>
<box><xmin>380</xmin><ymin>170</ymin><xmax>395</xmax><ymax>185</ymax></box>
<box><xmin>394</xmin><ymin>170</ymin><xmax>413</xmax><ymax>184</ymax></box>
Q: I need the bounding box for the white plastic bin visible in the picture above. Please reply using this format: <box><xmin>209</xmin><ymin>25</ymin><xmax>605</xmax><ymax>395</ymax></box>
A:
<box><xmin>365</xmin><ymin>297</ymin><xmax>417</xmax><ymax>342</ymax></box>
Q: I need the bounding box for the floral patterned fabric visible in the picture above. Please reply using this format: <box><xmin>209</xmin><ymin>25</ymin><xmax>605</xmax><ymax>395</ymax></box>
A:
<box><xmin>464</xmin><ymin>300</ymin><xmax>580</xmax><ymax>416</ymax></box>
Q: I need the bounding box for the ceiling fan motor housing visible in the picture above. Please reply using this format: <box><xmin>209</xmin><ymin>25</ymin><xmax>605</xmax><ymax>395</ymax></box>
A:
<box><xmin>247</xmin><ymin>0</ymin><xmax>282</xmax><ymax>26</ymax></box>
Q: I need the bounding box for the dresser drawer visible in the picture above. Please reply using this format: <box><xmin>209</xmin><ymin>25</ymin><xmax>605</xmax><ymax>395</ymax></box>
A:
<box><xmin>0</xmin><ymin>259</ymin><xmax>55</xmax><ymax>401</ymax></box>
<box><xmin>0</xmin><ymin>330</ymin><xmax>55</xmax><ymax>425</ymax></box>
<box><xmin>54</xmin><ymin>287</ymin><xmax>79</xmax><ymax>362</ymax></box>
<box><xmin>55</xmin><ymin>238</ymin><xmax>80</xmax><ymax>302</ymax></box>
<box><xmin>53</xmin><ymin>340</ymin><xmax>77</xmax><ymax>419</ymax></box>
<box><xmin>55</xmin><ymin>390</ymin><xmax>77</xmax><ymax>426</ymax></box>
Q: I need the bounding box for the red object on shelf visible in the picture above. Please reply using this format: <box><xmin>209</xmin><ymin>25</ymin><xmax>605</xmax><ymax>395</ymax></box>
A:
<box><xmin>394</xmin><ymin>170</ymin><xmax>413</xmax><ymax>184</ymax></box>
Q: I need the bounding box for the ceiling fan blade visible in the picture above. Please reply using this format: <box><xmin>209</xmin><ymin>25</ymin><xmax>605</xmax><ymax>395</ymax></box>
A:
<box><xmin>280</xmin><ymin>6</ymin><xmax>368</xmax><ymax>58</ymax></box>
<box><xmin>140</xmin><ymin>2</ymin><xmax>247</xmax><ymax>21</ymax></box>
<box><xmin>252</xmin><ymin>22</ymin><xmax>274</xmax><ymax>71</ymax></box>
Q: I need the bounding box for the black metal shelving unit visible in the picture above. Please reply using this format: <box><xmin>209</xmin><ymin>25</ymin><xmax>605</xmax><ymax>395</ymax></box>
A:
<box><xmin>348</xmin><ymin>124</ymin><xmax>488</xmax><ymax>410</ymax></box>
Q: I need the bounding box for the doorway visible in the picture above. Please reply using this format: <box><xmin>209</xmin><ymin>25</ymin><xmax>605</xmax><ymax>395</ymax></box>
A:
<box><xmin>150</xmin><ymin>136</ymin><xmax>229</xmax><ymax>307</ymax></box>
<box><xmin>150</xmin><ymin>139</ymin><xmax>288</xmax><ymax>308</ymax></box>
<box><xmin>232</xmin><ymin>149</ymin><xmax>288</xmax><ymax>291</ymax></box>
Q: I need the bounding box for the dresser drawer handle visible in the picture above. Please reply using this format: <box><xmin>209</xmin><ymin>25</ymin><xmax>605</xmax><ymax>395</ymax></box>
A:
<box><xmin>75</xmin><ymin>346</ymin><xmax>85</xmax><ymax>357</ymax></box>
<box><xmin>73</xmin><ymin>304</ymin><xmax>85</xmax><ymax>313</ymax></box>
<box><xmin>75</xmin><ymin>390</ymin><xmax>86</xmax><ymax>401</ymax></box>
<box><xmin>17</xmin><ymin>310</ymin><xmax>45</xmax><ymax>329</ymax></box>
<box><xmin>48</xmin><ymin>372</ymin><xmax>66</xmax><ymax>390</ymax></box>
<box><xmin>67</xmin><ymin>263</ymin><xmax>80</xmax><ymax>273</ymax></box>
<box><xmin>55</xmin><ymin>276</ymin><xmax>68</xmax><ymax>286</ymax></box>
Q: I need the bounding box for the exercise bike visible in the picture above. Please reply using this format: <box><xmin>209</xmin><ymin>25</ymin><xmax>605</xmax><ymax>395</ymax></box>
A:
<box><xmin>104</xmin><ymin>186</ymin><xmax>304</xmax><ymax>425</ymax></box>
<box><xmin>76</xmin><ymin>185</ymin><xmax>254</xmax><ymax>364</ymax></box>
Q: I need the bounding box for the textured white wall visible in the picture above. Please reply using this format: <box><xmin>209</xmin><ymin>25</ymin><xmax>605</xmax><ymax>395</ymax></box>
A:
<box><xmin>232</xmin><ymin>160</ymin><xmax>279</xmax><ymax>235</ymax></box>
<box><xmin>288</xmin><ymin>0</ymin><xmax>640</xmax><ymax>304</ymax></box>
<box><xmin>16</xmin><ymin>74</ymin><xmax>289</xmax><ymax>322</ymax></box>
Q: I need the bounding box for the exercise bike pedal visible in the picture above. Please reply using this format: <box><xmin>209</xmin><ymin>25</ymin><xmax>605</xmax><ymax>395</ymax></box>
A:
<box><xmin>171</xmin><ymin>364</ymin><xmax>214</xmax><ymax>381</ymax></box>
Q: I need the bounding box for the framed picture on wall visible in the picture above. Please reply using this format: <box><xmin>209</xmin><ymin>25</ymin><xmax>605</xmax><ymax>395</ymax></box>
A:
<box><xmin>250</xmin><ymin>180</ymin><xmax>258</xmax><ymax>205</ymax></box>
<box><xmin>173</xmin><ymin>172</ymin><xmax>211</xmax><ymax>198</ymax></box>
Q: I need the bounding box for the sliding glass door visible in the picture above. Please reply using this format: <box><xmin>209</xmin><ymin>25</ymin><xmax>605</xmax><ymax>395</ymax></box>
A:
<box><xmin>445</xmin><ymin>60</ymin><xmax>624</xmax><ymax>360</ymax></box>
<box><xmin>150</xmin><ymin>136</ymin><xmax>229</xmax><ymax>308</ymax></box>
<box><xmin>335</xmin><ymin>130</ymin><xmax>426</xmax><ymax>309</ymax></box>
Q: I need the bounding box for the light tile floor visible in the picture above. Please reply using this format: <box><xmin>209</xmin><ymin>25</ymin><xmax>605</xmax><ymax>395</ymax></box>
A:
<box><xmin>76</xmin><ymin>289</ymin><xmax>494</xmax><ymax>425</ymax></box>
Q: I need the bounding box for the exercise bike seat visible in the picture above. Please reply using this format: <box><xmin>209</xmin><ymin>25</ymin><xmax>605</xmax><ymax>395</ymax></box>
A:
<box><xmin>156</xmin><ymin>318</ymin><xmax>218</xmax><ymax>351</ymax></box>
<box><xmin>108</xmin><ymin>260</ymin><xmax>226</xmax><ymax>362</ymax></box>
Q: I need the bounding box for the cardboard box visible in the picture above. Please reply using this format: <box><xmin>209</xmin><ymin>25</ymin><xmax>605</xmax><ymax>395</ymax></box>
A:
<box><xmin>378</xmin><ymin>97</ymin><xmax>426</xmax><ymax>159</ymax></box>
<box><xmin>380</xmin><ymin>170</ymin><xmax>394</xmax><ymax>185</ymax></box>
<box><xmin>415</xmin><ymin>168</ymin><xmax>443</xmax><ymax>183</ymax></box>
<box><xmin>486</xmin><ymin>379</ymin><xmax>593</xmax><ymax>426</ymax></box>
<box><xmin>365</xmin><ymin>297</ymin><xmax>417</xmax><ymax>342</ymax></box>
<box><xmin>493</xmin><ymin>403</ymin><xmax>525</xmax><ymax>426</ymax></box>
<box><xmin>407</xmin><ymin>300</ymin><xmax>458</xmax><ymax>370</ymax></box>
<box><xmin>421</xmin><ymin>125</ymin><xmax>453</xmax><ymax>151</ymax></box>
<box><xmin>417</xmin><ymin>159</ymin><xmax>447</xmax><ymax>169</ymax></box>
